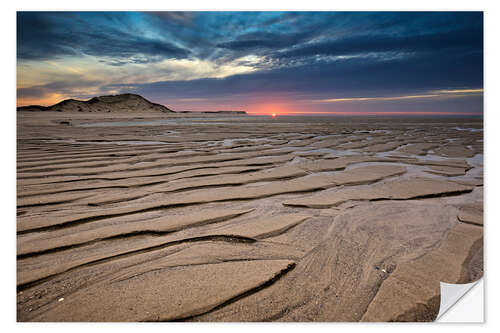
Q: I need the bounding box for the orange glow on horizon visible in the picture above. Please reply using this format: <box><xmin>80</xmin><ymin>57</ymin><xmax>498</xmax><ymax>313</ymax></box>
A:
<box><xmin>247</xmin><ymin>110</ymin><xmax>480</xmax><ymax>116</ymax></box>
<box><xmin>249</xmin><ymin>102</ymin><xmax>296</xmax><ymax>116</ymax></box>
<box><xmin>246</xmin><ymin>100</ymin><xmax>481</xmax><ymax>116</ymax></box>
<box><xmin>17</xmin><ymin>93</ymin><xmax>67</xmax><ymax>107</ymax></box>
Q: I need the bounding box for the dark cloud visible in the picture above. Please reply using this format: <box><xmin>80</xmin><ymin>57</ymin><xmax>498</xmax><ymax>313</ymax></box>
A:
<box><xmin>216</xmin><ymin>31</ymin><xmax>310</xmax><ymax>51</ymax></box>
<box><xmin>80</xmin><ymin>30</ymin><xmax>190</xmax><ymax>63</ymax></box>
<box><xmin>146</xmin><ymin>12</ymin><xmax>196</xmax><ymax>25</ymax></box>
<box><xmin>274</xmin><ymin>27</ymin><xmax>482</xmax><ymax>60</ymax></box>
<box><xmin>17</xmin><ymin>12</ymin><xmax>190</xmax><ymax>62</ymax></box>
<box><xmin>17</xmin><ymin>12</ymin><xmax>79</xmax><ymax>60</ymax></box>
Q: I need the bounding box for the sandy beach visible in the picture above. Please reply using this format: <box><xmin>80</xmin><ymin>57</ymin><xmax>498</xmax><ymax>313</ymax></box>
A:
<box><xmin>16</xmin><ymin>111</ymin><xmax>483</xmax><ymax>322</ymax></box>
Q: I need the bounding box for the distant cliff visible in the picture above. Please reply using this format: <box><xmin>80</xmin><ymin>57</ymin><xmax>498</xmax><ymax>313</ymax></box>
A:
<box><xmin>17</xmin><ymin>94</ymin><xmax>174</xmax><ymax>113</ymax></box>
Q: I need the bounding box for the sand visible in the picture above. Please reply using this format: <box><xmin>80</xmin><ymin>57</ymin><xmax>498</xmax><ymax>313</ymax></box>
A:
<box><xmin>16</xmin><ymin>111</ymin><xmax>483</xmax><ymax>322</ymax></box>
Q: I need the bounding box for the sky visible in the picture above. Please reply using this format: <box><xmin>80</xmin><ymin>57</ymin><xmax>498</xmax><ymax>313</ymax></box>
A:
<box><xmin>17</xmin><ymin>11</ymin><xmax>483</xmax><ymax>115</ymax></box>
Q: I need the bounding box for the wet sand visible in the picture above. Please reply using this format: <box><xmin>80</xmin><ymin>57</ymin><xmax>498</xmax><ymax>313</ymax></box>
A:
<box><xmin>16</xmin><ymin>112</ymin><xmax>483</xmax><ymax>322</ymax></box>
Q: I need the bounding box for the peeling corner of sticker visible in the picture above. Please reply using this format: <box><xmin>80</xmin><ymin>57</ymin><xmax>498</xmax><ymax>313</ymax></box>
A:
<box><xmin>435</xmin><ymin>279</ymin><xmax>483</xmax><ymax>322</ymax></box>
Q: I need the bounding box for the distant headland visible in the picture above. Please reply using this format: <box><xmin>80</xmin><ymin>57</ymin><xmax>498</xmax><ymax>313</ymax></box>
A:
<box><xmin>17</xmin><ymin>93</ymin><xmax>247</xmax><ymax>115</ymax></box>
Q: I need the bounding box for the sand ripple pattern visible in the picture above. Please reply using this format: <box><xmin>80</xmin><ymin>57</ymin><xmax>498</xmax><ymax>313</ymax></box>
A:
<box><xmin>16</xmin><ymin>113</ymin><xmax>483</xmax><ymax>321</ymax></box>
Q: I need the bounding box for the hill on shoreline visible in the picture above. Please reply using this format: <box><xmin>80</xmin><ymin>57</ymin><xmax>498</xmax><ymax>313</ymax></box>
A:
<box><xmin>17</xmin><ymin>94</ymin><xmax>174</xmax><ymax>113</ymax></box>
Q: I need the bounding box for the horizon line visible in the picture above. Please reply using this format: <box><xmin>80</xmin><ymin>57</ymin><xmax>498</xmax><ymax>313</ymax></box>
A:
<box><xmin>247</xmin><ymin>111</ymin><xmax>483</xmax><ymax>116</ymax></box>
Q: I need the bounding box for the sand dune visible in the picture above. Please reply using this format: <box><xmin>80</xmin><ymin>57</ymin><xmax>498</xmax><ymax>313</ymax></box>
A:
<box><xmin>17</xmin><ymin>93</ymin><xmax>174</xmax><ymax>113</ymax></box>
